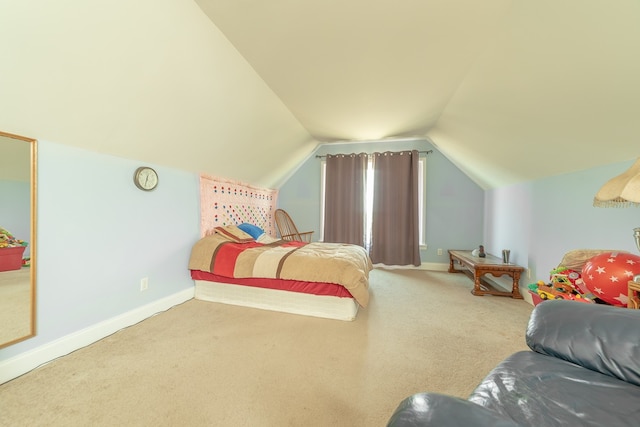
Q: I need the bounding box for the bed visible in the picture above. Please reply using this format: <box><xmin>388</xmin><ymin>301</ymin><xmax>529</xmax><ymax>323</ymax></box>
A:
<box><xmin>188</xmin><ymin>225</ymin><xmax>372</xmax><ymax>321</ymax></box>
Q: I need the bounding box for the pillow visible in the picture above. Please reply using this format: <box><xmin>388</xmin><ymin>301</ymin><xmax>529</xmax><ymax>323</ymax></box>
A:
<box><xmin>214</xmin><ymin>225</ymin><xmax>255</xmax><ymax>243</ymax></box>
<box><xmin>237</xmin><ymin>223</ymin><xmax>265</xmax><ymax>240</ymax></box>
<box><xmin>558</xmin><ymin>249</ymin><xmax>628</xmax><ymax>271</ymax></box>
<box><xmin>257</xmin><ymin>234</ymin><xmax>278</xmax><ymax>244</ymax></box>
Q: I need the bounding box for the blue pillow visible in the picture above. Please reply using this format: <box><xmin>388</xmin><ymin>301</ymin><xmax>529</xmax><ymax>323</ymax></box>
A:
<box><xmin>237</xmin><ymin>223</ymin><xmax>265</xmax><ymax>240</ymax></box>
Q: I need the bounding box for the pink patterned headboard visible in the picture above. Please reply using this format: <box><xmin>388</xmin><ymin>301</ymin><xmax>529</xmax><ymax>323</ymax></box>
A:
<box><xmin>199</xmin><ymin>174</ymin><xmax>278</xmax><ymax>238</ymax></box>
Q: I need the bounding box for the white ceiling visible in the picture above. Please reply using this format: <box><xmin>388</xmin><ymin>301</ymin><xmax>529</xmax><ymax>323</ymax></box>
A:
<box><xmin>2</xmin><ymin>1</ymin><xmax>639</xmax><ymax>190</ymax></box>
<box><xmin>196</xmin><ymin>0</ymin><xmax>640</xmax><ymax>188</ymax></box>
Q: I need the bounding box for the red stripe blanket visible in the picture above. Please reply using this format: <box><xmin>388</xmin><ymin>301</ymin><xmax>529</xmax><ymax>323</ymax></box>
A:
<box><xmin>188</xmin><ymin>234</ymin><xmax>372</xmax><ymax>307</ymax></box>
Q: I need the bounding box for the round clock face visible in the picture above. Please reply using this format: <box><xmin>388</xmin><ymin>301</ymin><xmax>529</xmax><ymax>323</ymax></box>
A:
<box><xmin>134</xmin><ymin>167</ymin><xmax>158</xmax><ymax>191</ymax></box>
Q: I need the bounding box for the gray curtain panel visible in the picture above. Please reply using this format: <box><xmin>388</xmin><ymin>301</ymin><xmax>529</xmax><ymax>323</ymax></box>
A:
<box><xmin>323</xmin><ymin>153</ymin><xmax>367</xmax><ymax>246</ymax></box>
<box><xmin>369</xmin><ymin>150</ymin><xmax>421</xmax><ymax>266</ymax></box>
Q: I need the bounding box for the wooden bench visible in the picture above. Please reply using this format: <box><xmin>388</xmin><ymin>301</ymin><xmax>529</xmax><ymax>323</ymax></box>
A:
<box><xmin>448</xmin><ymin>249</ymin><xmax>524</xmax><ymax>299</ymax></box>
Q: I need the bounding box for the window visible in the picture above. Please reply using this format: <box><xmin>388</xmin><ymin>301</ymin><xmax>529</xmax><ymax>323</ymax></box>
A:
<box><xmin>320</xmin><ymin>155</ymin><xmax>427</xmax><ymax>247</ymax></box>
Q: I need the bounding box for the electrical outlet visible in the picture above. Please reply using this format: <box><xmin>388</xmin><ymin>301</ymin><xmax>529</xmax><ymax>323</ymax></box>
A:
<box><xmin>437</xmin><ymin>248</ymin><xmax>443</xmax><ymax>256</ymax></box>
<box><xmin>140</xmin><ymin>277</ymin><xmax>149</xmax><ymax>292</ymax></box>
<box><xmin>527</xmin><ymin>269</ymin><xmax>531</xmax><ymax>279</ymax></box>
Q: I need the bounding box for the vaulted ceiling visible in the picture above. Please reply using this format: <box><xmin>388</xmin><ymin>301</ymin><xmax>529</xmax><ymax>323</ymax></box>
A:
<box><xmin>2</xmin><ymin>1</ymin><xmax>639</xmax><ymax>190</ymax></box>
<box><xmin>196</xmin><ymin>0</ymin><xmax>640</xmax><ymax>188</ymax></box>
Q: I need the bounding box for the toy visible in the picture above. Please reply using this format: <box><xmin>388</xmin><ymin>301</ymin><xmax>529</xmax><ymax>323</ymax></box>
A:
<box><xmin>581</xmin><ymin>251</ymin><xmax>640</xmax><ymax>306</ymax></box>
<box><xmin>478</xmin><ymin>245</ymin><xmax>486</xmax><ymax>258</ymax></box>
<box><xmin>527</xmin><ymin>264</ymin><xmax>596</xmax><ymax>304</ymax></box>
<box><xmin>529</xmin><ymin>280</ymin><xmax>591</xmax><ymax>302</ymax></box>
<box><xmin>471</xmin><ymin>245</ymin><xmax>486</xmax><ymax>257</ymax></box>
<box><xmin>0</xmin><ymin>227</ymin><xmax>28</xmax><ymax>248</ymax></box>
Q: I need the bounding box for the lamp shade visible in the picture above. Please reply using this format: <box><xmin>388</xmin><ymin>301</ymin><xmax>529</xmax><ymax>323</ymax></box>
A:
<box><xmin>593</xmin><ymin>158</ymin><xmax>640</xmax><ymax>207</ymax></box>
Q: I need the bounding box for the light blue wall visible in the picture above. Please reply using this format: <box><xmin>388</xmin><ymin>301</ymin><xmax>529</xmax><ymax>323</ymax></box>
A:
<box><xmin>0</xmin><ymin>140</ymin><xmax>200</xmax><ymax>359</ymax></box>
<box><xmin>0</xmin><ymin>180</ymin><xmax>31</xmax><ymax>257</ymax></box>
<box><xmin>484</xmin><ymin>182</ymin><xmax>532</xmax><ymax>273</ymax></box>
<box><xmin>280</xmin><ymin>140</ymin><xmax>640</xmax><ymax>281</ymax></box>
<box><xmin>277</xmin><ymin>139</ymin><xmax>486</xmax><ymax>264</ymax></box>
<box><xmin>484</xmin><ymin>159</ymin><xmax>640</xmax><ymax>285</ymax></box>
<box><xmin>5</xmin><ymin>136</ymin><xmax>633</xmax><ymax>365</ymax></box>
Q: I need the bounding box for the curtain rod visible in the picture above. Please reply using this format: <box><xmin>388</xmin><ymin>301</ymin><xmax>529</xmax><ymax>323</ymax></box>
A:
<box><xmin>315</xmin><ymin>149</ymin><xmax>433</xmax><ymax>159</ymax></box>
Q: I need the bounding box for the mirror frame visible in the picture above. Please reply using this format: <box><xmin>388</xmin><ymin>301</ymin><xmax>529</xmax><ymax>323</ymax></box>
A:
<box><xmin>0</xmin><ymin>130</ymin><xmax>37</xmax><ymax>349</ymax></box>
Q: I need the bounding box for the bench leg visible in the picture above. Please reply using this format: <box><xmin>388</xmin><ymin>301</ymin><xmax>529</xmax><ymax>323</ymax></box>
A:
<box><xmin>471</xmin><ymin>272</ymin><xmax>483</xmax><ymax>295</ymax></box>
<box><xmin>511</xmin><ymin>272</ymin><xmax>523</xmax><ymax>299</ymax></box>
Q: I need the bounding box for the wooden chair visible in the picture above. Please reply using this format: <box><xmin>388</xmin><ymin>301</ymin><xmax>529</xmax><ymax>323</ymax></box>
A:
<box><xmin>628</xmin><ymin>280</ymin><xmax>640</xmax><ymax>309</ymax></box>
<box><xmin>274</xmin><ymin>209</ymin><xmax>313</xmax><ymax>242</ymax></box>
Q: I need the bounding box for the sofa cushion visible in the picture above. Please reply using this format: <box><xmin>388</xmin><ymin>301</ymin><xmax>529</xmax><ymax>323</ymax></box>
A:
<box><xmin>469</xmin><ymin>351</ymin><xmax>640</xmax><ymax>427</ymax></box>
<box><xmin>386</xmin><ymin>392</ymin><xmax>521</xmax><ymax>427</ymax></box>
<box><xmin>526</xmin><ymin>300</ymin><xmax>640</xmax><ymax>386</ymax></box>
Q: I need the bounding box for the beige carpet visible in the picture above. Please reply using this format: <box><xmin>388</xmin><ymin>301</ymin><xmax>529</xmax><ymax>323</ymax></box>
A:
<box><xmin>0</xmin><ymin>268</ymin><xmax>31</xmax><ymax>345</ymax></box>
<box><xmin>0</xmin><ymin>269</ymin><xmax>534</xmax><ymax>426</ymax></box>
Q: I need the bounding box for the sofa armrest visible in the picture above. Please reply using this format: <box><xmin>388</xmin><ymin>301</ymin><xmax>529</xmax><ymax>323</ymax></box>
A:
<box><xmin>526</xmin><ymin>300</ymin><xmax>640</xmax><ymax>386</ymax></box>
<box><xmin>386</xmin><ymin>393</ymin><xmax>522</xmax><ymax>427</ymax></box>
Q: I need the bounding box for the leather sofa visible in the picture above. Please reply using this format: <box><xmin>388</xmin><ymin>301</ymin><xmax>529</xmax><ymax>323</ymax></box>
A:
<box><xmin>387</xmin><ymin>300</ymin><xmax>640</xmax><ymax>426</ymax></box>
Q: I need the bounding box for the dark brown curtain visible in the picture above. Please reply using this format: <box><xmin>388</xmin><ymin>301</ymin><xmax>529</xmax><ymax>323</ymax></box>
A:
<box><xmin>323</xmin><ymin>153</ymin><xmax>367</xmax><ymax>246</ymax></box>
<box><xmin>369</xmin><ymin>150</ymin><xmax>421</xmax><ymax>266</ymax></box>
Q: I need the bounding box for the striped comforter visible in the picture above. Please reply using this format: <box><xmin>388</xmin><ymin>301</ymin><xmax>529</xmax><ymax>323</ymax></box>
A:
<box><xmin>188</xmin><ymin>234</ymin><xmax>372</xmax><ymax>307</ymax></box>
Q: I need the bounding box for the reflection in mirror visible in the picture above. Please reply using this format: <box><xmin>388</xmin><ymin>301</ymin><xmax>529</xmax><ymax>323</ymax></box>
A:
<box><xmin>0</xmin><ymin>131</ymin><xmax>36</xmax><ymax>349</ymax></box>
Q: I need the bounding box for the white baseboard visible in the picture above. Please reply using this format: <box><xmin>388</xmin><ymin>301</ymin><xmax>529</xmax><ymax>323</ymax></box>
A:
<box><xmin>0</xmin><ymin>288</ymin><xmax>194</xmax><ymax>385</ymax></box>
<box><xmin>419</xmin><ymin>262</ymin><xmax>449</xmax><ymax>271</ymax></box>
<box><xmin>373</xmin><ymin>262</ymin><xmax>449</xmax><ymax>271</ymax></box>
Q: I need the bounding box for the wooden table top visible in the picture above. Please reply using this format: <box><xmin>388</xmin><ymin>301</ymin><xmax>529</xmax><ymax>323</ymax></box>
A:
<box><xmin>448</xmin><ymin>250</ymin><xmax>524</xmax><ymax>271</ymax></box>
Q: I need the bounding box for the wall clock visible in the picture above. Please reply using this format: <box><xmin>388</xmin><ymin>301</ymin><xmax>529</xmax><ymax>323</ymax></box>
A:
<box><xmin>133</xmin><ymin>166</ymin><xmax>159</xmax><ymax>191</ymax></box>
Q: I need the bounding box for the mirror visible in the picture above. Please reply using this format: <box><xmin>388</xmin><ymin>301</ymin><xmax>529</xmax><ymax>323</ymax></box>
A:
<box><xmin>0</xmin><ymin>130</ymin><xmax>36</xmax><ymax>348</ymax></box>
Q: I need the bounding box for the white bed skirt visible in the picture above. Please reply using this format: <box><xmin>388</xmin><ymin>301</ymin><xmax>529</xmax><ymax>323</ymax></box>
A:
<box><xmin>194</xmin><ymin>280</ymin><xmax>359</xmax><ymax>321</ymax></box>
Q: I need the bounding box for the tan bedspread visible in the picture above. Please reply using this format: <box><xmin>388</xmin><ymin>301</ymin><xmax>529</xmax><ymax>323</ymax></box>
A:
<box><xmin>188</xmin><ymin>235</ymin><xmax>372</xmax><ymax>307</ymax></box>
